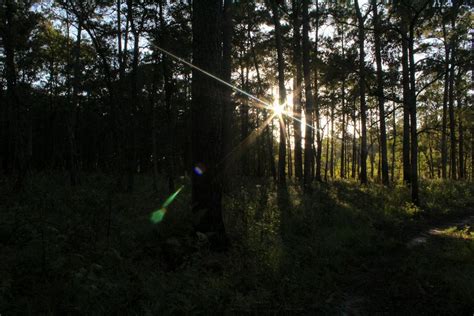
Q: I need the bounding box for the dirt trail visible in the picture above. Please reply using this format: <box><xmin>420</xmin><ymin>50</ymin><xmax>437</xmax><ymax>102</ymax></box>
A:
<box><xmin>407</xmin><ymin>215</ymin><xmax>474</xmax><ymax>248</ymax></box>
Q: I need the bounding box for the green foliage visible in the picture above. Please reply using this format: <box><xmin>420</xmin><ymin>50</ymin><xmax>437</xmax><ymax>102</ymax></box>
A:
<box><xmin>0</xmin><ymin>175</ymin><xmax>473</xmax><ymax>314</ymax></box>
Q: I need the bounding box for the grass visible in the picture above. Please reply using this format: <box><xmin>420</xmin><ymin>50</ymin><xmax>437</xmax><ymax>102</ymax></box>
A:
<box><xmin>0</xmin><ymin>173</ymin><xmax>473</xmax><ymax>314</ymax></box>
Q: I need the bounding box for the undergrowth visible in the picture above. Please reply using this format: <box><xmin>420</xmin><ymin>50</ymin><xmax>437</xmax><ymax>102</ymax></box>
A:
<box><xmin>0</xmin><ymin>173</ymin><xmax>473</xmax><ymax>314</ymax></box>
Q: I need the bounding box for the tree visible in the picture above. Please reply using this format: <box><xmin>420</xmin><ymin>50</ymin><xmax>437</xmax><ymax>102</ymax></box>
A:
<box><xmin>191</xmin><ymin>0</ymin><xmax>227</xmax><ymax>246</ymax></box>
<box><xmin>268</xmin><ymin>0</ymin><xmax>287</xmax><ymax>185</ymax></box>
<box><xmin>292</xmin><ymin>0</ymin><xmax>303</xmax><ymax>180</ymax></box>
<box><xmin>354</xmin><ymin>0</ymin><xmax>368</xmax><ymax>184</ymax></box>
<box><xmin>372</xmin><ymin>0</ymin><xmax>389</xmax><ymax>186</ymax></box>
<box><xmin>302</xmin><ymin>0</ymin><xmax>313</xmax><ymax>188</ymax></box>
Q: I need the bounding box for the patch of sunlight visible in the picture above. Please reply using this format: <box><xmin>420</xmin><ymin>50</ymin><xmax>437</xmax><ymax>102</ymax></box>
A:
<box><xmin>429</xmin><ymin>226</ymin><xmax>474</xmax><ymax>240</ymax></box>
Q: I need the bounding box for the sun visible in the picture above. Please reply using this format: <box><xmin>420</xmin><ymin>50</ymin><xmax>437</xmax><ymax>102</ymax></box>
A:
<box><xmin>272</xmin><ymin>101</ymin><xmax>285</xmax><ymax>117</ymax></box>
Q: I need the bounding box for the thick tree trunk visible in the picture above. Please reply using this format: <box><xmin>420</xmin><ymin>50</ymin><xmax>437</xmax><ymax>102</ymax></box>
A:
<box><xmin>191</xmin><ymin>0</ymin><xmax>226</xmax><ymax>245</ymax></box>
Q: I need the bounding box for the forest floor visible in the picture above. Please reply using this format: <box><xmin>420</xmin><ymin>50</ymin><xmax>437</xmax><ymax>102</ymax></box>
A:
<box><xmin>0</xmin><ymin>173</ymin><xmax>473</xmax><ymax>314</ymax></box>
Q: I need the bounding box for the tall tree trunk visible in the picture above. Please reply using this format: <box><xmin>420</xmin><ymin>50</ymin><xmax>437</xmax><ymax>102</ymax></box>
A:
<box><xmin>448</xmin><ymin>18</ymin><xmax>457</xmax><ymax>179</ymax></box>
<box><xmin>159</xmin><ymin>0</ymin><xmax>176</xmax><ymax>193</ymax></box>
<box><xmin>339</xmin><ymin>24</ymin><xmax>346</xmax><ymax>179</ymax></box>
<box><xmin>457</xmin><ymin>72</ymin><xmax>464</xmax><ymax>179</ymax></box>
<box><xmin>401</xmin><ymin>23</ymin><xmax>411</xmax><ymax>184</ymax></box>
<box><xmin>391</xmin><ymin>102</ymin><xmax>397</xmax><ymax>182</ymax></box>
<box><xmin>191</xmin><ymin>0</ymin><xmax>226</xmax><ymax>245</ymax></box>
<box><xmin>408</xmin><ymin>27</ymin><xmax>419</xmax><ymax>205</ymax></box>
<box><xmin>269</xmin><ymin>0</ymin><xmax>287</xmax><ymax>185</ymax></box>
<box><xmin>68</xmin><ymin>17</ymin><xmax>82</xmax><ymax>186</ymax></box>
<box><xmin>372</xmin><ymin>0</ymin><xmax>389</xmax><ymax>185</ymax></box>
<box><xmin>355</xmin><ymin>0</ymin><xmax>368</xmax><ymax>184</ymax></box>
<box><xmin>330</xmin><ymin>98</ymin><xmax>335</xmax><ymax>178</ymax></box>
<box><xmin>352</xmin><ymin>98</ymin><xmax>357</xmax><ymax>179</ymax></box>
<box><xmin>302</xmin><ymin>0</ymin><xmax>313</xmax><ymax>188</ymax></box>
<box><xmin>239</xmin><ymin>54</ymin><xmax>249</xmax><ymax>176</ymax></box>
<box><xmin>221</xmin><ymin>0</ymin><xmax>234</xmax><ymax>188</ymax></box>
<box><xmin>313</xmin><ymin>1</ymin><xmax>322</xmax><ymax>182</ymax></box>
<box><xmin>126</xmin><ymin>0</ymin><xmax>140</xmax><ymax>192</ymax></box>
<box><xmin>340</xmin><ymin>80</ymin><xmax>346</xmax><ymax>179</ymax></box>
<box><xmin>441</xmin><ymin>22</ymin><xmax>449</xmax><ymax>179</ymax></box>
<box><xmin>4</xmin><ymin>0</ymin><xmax>26</xmax><ymax>189</ymax></box>
<box><xmin>292</xmin><ymin>0</ymin><xmax>303</xmax><ymax>179</ymax></box>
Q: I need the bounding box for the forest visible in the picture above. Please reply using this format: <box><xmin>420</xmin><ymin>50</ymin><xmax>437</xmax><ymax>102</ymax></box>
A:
<box><xmin>1</xmin><ymin>0</ymin><xmax>473</xmax><ymax>314</ymax></box>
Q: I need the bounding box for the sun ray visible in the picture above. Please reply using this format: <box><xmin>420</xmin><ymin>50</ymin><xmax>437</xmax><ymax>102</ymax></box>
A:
<box><xmin>217</xmin><ymin>112</ymin><xmax>276</xmax><ymax>172</ymax></box>
<box><xmin>153</xmin><ymin>45</ymin><xmax>315</xmax><ymax>132</ymax></box>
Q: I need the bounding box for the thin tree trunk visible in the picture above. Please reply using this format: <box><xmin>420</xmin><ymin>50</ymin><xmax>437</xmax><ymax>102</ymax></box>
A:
<box><xmin>391</xmin><ymin>102</ymin><xmax>397</xmax><ymax>182</ymax></box>
<box><xmin>401</xmin><ymin>23</ymin><xmax>411</xmax><ymax>184</ymax></box>
<box><xmin>457</xmin><ymin>71</ymin><xmax>464</xmax><ymax>179</ymax></box>
<box><xmin>159</xmin><ymin>0</ymin><xmax>176</xmax><ymax>193</ymax></box>
<box><xmin>330</xmin><ymin>98</ymin><xmax>335</xmax><ymax>178</ymax></box>
<box><xmin>292</xmin><ymin>0</ymin><xmax>303</xmax><ymax>179</ymax></box>
<box><xmin>352</xmin><ymin>98</ymin><xmax>357</xmax><ymax>179</ymax></box>
<box><xmin>302</xmin><ymin>0</ymin><xmax>314</xmax><ymax>188</ymax></box>
<box><xmin>408</xmin><ymin>27</ymin><xmax>419</xmax><ymax>205</ymax></box>
<box><xmin>372</xmin><ymin>0</ymin><xmax>389</xmax><ymax>185</ymax></box>
<box><xmin>355</xmin><ymin>0</ymin><xmax>368</xmax><ymax>184</ymax></box>
<box><xmin>448</xmin><ymin>18</ymin><xmax>457</xmax><ymax>179</ymax></box>
<box><xmin>269</xmin><ymin>0</ymin><xmax>287</xmax><ymax>185</ymax></box>
<box><xmin>441</xmin><ymin>22</ymin><xmax>449</xmax><ymax>179</ymax></box>
<box><xmin>314</xmin><ymin>1</ymin><xmax>322</xmax><ymax>182</ymax></box>
<box><xmin>221</xmin><ymin>0</ymin><xmax>234</xmax><ymax>188</ymax></box>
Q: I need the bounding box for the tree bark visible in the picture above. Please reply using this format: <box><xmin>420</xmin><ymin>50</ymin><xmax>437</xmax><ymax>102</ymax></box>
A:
<box><xmin>314</xmin><ymin>1</ymin><xmax>322</xmax><ymax>182</ymax></box>
<box><xmin>441</xmin><ymin>22</ymin><xmax>449</xmax><ymax>179</ymax></box>
<box><xmin>292</xmin><ymin>0</ymin><xmax>303</xmax><ymax>179</ymax></box>
<box><xmin>401</xmin><ymin>22</ymin><xmax>411</xmax><ymax>184</ymax></box>
<box><xmin>191</xmin><ymin>0</ymin><xmax>227</xmax><ymax>245</ymax></box>
<box><xmin>302</xmin><ymin>0</ymin><xmax>313</xmax><ymax>188</ymax></box>
<box><xmin>221</xmin><ymin>0</ymin><xmax>234</xmax><ymax>188</ymax></box>
<box><xmin>408</xmin><ymin>26</ymin><xmax>419</xmax><ymax>205</ymax></box>
<box><xmin>372</xmin><ymin>0</ymin><xmax>389</xmax><ymax>185</ymax></box>
<box><xmin>355</xmin><ymin>0</ymin><xmax>368</xmax><ymax>184</ymax></box>
<box><xmin>269</xmin><ymin>0</ymin><xmax>287</xmax><ymax>185</ymax></box>
<box><xmin>159</xmin><ymin>0</ymin><xmax>176</xmax><ymax>193</ymax></box>
<box><xmin>448</xmin><ymin>18</ymin><xmax>457</xmax><ymax>179</ymax></box>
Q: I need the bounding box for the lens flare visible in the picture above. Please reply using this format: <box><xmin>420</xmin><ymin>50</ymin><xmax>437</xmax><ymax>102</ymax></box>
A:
<box><xmin>150</xmin><ymin>186</ymin><xmax>184</xmax><ymax>224</ymax></box>
<box><xmin>151</xmin><ymin>208</ymin><xmax>166</xmax><ymax>223</ymax></box>
<box><xmin>194</xmin><ymin>166</ymin><xmax>204</xmax><ymax>176</ymax></box>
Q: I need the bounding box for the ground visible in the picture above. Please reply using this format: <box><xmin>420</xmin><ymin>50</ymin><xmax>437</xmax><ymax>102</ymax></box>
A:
<box><xmin>0</xmin><ymin>174</ymin><xmax>473</xmax><ymax>314</ymax></box>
